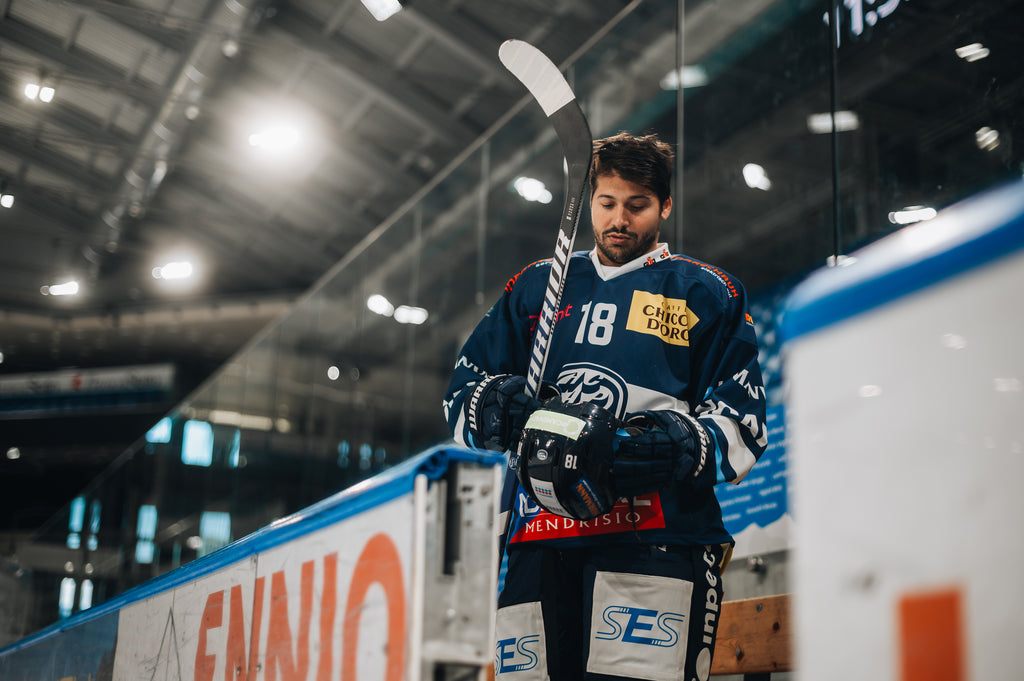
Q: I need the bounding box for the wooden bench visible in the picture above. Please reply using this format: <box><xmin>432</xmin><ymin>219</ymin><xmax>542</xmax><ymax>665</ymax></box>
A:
<box><xmin>712</xmin><ymin>593</ymin><xmax>792</xmax><ymax>679</ymax></box>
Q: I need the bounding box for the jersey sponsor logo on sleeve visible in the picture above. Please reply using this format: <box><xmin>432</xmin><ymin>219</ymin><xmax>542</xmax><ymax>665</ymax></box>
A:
<box><xmin>555</xmin><ymin>362</ymin><xmax>628</xmax><ymax>419</ymax></box>
<box><xmin>626</xmin><ymin>291</ymin><xmax>699</xmax><ymax>347</ymax></box>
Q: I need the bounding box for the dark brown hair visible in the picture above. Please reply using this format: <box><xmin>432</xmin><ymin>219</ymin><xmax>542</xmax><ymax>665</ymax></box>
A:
<box><xmin>590</xmin><ymin>132</ymin><xmax>675</xmax><ymax>204</ymax></box>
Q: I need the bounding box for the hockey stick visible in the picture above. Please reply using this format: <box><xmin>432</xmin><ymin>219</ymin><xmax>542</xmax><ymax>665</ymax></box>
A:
<box><xmin>495</xmin><ymin>39</ymin><xmax>593</xmax><ymax>554</ymax></box>
<box><xmin>498</xmin><ymin>39</ymin><xmax>593</xmax><ymax>399</ymax></box>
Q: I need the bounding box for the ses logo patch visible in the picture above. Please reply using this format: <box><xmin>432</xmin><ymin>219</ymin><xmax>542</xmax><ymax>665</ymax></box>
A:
<box><xmin>626</xmin><ymin>291</ymin><xmax>699</xmax><ymax>347</ymax></box>
<box><xmin>595</xmin><ymin>606</ymin><xmax>686</xmax><ymax>647</ymax></box>
<box><xmin>495</xmin><ymin>634</ymin><xmax>541</xmax><ymax>672</ymax></box>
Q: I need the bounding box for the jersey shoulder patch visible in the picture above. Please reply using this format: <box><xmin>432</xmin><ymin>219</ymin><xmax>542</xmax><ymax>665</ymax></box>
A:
<box><xmin>665</xmin><ymin>255</ymin><xmax>742</xmax><ymax>300</ymax></box>
<box><xmin>503</xmin><ymin>251</ymin><xmax>591</xmax><ymax>293</ymax></box>
<box><xmin>505</xmin><ymin>258</ymin><xmax>550</xmax><ymax>292</ymax></box>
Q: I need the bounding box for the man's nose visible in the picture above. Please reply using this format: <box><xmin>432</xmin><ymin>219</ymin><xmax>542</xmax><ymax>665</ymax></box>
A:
<box><xmin>611</xmin><ymin>206</ymin><xmax>629</xmax><ymax>228</ymax></box>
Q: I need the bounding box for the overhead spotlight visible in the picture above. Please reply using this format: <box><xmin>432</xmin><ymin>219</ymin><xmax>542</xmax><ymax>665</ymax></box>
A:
<box><xmin>24</xmin><ymin>81</ymin><xmax>55</xmax><ymax>102</ymax></box>
<box><xmin>742</xmin><ymin>163</ymin><xmax>772</xmax><ymax>191</ymax></box>
<box><xmin>807</xmin><ymin>111</ymin><xmax>860</xmax><ymax>134</ymax></box>
<box><xmin>888</xmin><ymin>206</ymin><xmax>937</xmax><ymax>225</ymax></box>
<box><xmin>367</xmin><ymin>294</ymin><xmax>395</xmax><ymax>317</ymax></box>
<box><xmin>975</xmin><ymin>126</ymin><xmax>1000</xmax><ymax>151</ymax></box>
<box><xmin>41</xmin><ymin>280</ymin><xmax>80</xmax><ymax>296</ymax></box>
<box><xmin>513</xmin><ymin>176</ymin><xmax>553</xmax><ymax>204</ymax></box>
<box><xmin>659</xmin><ymin>65</ymin><xmax>709</xmax><ymax>90</ymax></box>
<box><xmin>152</xmin><ymin>260</ymin><xmax>194</xmax><ymax>280</ymax></box>
<box><xmin>394</xmin><ymin>305</ymin><xmax>428</xmax><ymax>325</ymax></box>
<box><xmin>360</xmin><ymin>0</ymin><xmax>404</xmax><ymax>21</ymax></box>
<box><xmin>248</xmin><ymin>125</ymin><xmax>301</xmax><ymax>153</ymax></box>
<box><xmin>955</xmin><ymin>42</ymin><xmax>990</xmax><ymax>62</ymax></box>
<box><xmin>0</xmin><ymin>193</ymin><xmax>13</xmax><ymax>209</ymax></box>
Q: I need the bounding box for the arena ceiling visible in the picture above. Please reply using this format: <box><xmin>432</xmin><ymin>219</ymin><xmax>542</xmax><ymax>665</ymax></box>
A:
<box><xmin>0</xmin><ymin>0</ymin><xmax>641</xmax><ymax>376</ymax></box>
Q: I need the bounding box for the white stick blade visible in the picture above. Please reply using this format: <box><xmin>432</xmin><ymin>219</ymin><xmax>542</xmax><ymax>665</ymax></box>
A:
<box><xmin>499</xmin><ymin>39</ymin><xmax>575</xmax><ymax>117</ymax></box>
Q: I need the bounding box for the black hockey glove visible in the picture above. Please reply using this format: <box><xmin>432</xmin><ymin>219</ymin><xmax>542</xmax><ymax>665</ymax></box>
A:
<box><xmin>612</xmin><ymin>410</ymin><xmax>711</xmax><ymax>498</ymax></box>
<box><xmin>465</xmin><ymin>374</ymin><xmax>555</xmax><ymax>451</ymax></box>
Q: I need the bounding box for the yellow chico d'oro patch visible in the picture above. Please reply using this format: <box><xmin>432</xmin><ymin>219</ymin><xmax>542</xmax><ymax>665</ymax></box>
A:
<box><xmin>626</xmin><ymin>290</ymin><xmax>699</xmax><ymax>346</ymax></box>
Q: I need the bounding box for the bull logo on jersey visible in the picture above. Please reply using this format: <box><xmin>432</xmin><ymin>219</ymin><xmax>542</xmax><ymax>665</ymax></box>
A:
<box><xmin>556</xmin><ymin>363</ymin><xmax>627</xmax><ymax>420</ymax></box>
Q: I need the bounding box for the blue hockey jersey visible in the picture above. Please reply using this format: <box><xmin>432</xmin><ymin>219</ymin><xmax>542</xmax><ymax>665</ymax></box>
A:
<box><xmin>443</xmin><ymin>244</ymin><xmax>768</xmax><ymax>547</ymax></box>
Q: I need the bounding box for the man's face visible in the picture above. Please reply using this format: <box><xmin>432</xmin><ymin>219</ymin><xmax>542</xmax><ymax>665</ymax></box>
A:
<box><xmin>590</xmin><ymin>172</ymin><xmax>672</xmax><ymax>266</ymax></box>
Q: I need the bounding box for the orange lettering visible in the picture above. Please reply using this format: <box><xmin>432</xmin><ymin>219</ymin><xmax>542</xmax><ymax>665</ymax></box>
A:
<box><xmin>248</xmin><ymin>577</ymin><xmax>265</xmax><ymax>681</ymax></box>
<box><xmin>343</xmin><ymin>534</ymin><xmax>406</xmax><ymax>681</ymax></box>
<box><xmin>225</xmin><ymin>585</ymin><xmax>248</xmax><ymax>681</ymax></box>
<box><xmin>317</xmin><ymin>554</ymin><xmax>338</xmax><ymax>681</ymax></box>
<box><xmin>196</xmin><ymin>591</ymin><xmax>224</xmax><ymax>681</ymax></box>
<box><xmin>265</xmin><ymin>562</ymin><xmax>314</xmax><ymax>681</ymax></box>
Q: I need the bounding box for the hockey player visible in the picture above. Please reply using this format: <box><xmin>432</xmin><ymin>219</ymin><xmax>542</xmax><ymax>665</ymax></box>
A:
<box><xmin>443</xmin><ymin>132</ymin><xmax>767</xmax><ymax>681</ymax></box>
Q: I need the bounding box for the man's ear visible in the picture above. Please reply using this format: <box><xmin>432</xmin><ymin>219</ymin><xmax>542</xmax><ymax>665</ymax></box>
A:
<box><xmin>660</xmin><ymin>196</ymin><xmax>673</xmax><ymax>220</ymax></box>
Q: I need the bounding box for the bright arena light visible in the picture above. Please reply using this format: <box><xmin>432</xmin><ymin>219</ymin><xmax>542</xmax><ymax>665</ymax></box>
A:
<box><xmin>807</xmin><ymin>111</ymin><xmax>860</xmax><ymax>134</ymax></box>
<box><xmin>360</xmin><ymin>0</ymin><xmax>402</xmax><ymax>21</ymax></box>
<box><xmin>248</xmin><ymin>125</ymin><xmax>302</xmax><ymax>154</ymax></box>
<box><xmin>42</xmin><ymin>280</ymin><xmax>80</xmax><ymax>296</ymax></box>
<box><xmin>24</xmin><ymin>82</ymin><xmax>55</xmax><ymax>102</ymax></box>
<box><xmin>513</xmin><ymin>176</ymin><xmax>553</xmax><ymax>204</ymax></box>
<box><xmin>152</xmin><ymin>260</ymin><xmax>194</xmax><ymax>280</ymax></box>
<box><xmin>888</xmin><ymin>206</ymin><xmax>937</xmax><ymax>225</ymax></box>
<box><xmin>367</xmin><ymin>294</ymin><xmax>395</xmax><ymax>317</ymax></box>
<box><xmin>659</xmin><ymin>65</ymin><xmax>709</xmax><ymax>90</ymax></box>
<box><xmin>742</xmin><ymin>163</ymin><xmax>772</xmax><ymax>191</ymax></box>
<box><xmin>394</xmin><ymin>305</ymin><xmax>428</xmax><ymax>325</ymax></box>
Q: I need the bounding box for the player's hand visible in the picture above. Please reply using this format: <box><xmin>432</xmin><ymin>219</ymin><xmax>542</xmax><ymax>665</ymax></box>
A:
<box><xmin>466</xmin><ymin>375</ymin><xmax>553</xmax><ymax>451</ymax></box>
<box><xmin>612</xmin><ymin>410</ymin><xmax>706</xmax><ymax>497</ymax></box>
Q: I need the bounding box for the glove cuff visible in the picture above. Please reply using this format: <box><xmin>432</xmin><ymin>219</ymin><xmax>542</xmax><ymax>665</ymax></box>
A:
<box><xmin>466</xmin><ymin>374</ymin><xmax>509</xmax><ymax>434</ymax></box>
<box><xmin>677</xmin><ymin>412</ymin><xmax>712</xmax><ymax>479</ymax></box>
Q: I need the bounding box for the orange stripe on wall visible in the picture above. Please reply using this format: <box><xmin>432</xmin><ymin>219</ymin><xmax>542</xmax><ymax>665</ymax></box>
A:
<box><xmin>898</xmin><ymin>586</ymin><xmax>966</xmax><ymax>681</ymax></box>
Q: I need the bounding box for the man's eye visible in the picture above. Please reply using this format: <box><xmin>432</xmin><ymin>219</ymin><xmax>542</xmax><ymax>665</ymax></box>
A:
<box><xmin>629</xmin><ymin>204</ymin><xmax>647</xmax><ymax>212</ymax></box>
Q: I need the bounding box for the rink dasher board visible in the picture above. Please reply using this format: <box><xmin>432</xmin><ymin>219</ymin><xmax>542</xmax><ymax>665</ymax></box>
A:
<box><xmin>0</xmin><ymin>446</ymin><xmax>504</xmax><ymax>681</ymax></box>
<box><xmin>782</xmin><ymin>182</ymin><xmax>1024</xmax><ymax>681</ymax></box>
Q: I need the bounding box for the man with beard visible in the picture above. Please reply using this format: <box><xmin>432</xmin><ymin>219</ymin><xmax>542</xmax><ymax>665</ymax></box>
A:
<box><xmin>443</xmin><ymin>132</ymin><xmax>767</xmax><ymax>681</ymax></box>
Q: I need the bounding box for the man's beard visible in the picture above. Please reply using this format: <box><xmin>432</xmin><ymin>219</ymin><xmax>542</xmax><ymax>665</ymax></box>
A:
<box><xmin>595</xmin><ymin>229</ymin><xmax>658</xmax><ymax>265</ymax></box>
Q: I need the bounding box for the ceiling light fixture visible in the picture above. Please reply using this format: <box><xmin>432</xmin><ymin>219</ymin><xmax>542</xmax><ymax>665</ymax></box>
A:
<box><xmin>888</xmin><ymin>206</ymin><xmax>937</xmax><ymax>225</ymax></box>
<box><xmin>394</xmin><ymin>305</ymin><xmax>428</xmax><ymax>325</ymax></box>
<box><xmin>360</xmin><ymin>0</ymin><xmax>404</xmax><ymax>21</ymax></box>
<box><xmin>807</xmin><ymin>111</ymin><xmax>860</xmax><ymax>134</ymax></box>
<box><xmin>41</xmin><ymin>280</ymin><xmax>80</xmax><ymax>296</ymax></box>
<box><xmin>513</xmin><ymin>176</ymin><xmax>553</xmax><ymax>204</ymax></box>
<box><xmin>659</xmin><ymin>65</ymin><xmax>709</xmax><ymax>90</ymax></box>
<box><xmin>367</xmin><ymin>294</ymin><xmax>395</xmax><ymax>317</ymax></box>
<box><xmin>975</xmin><ymin>126</ymin><xmax>1000</xmax><ymax>151</ymax></box>
<box><xmin>248</xmin><ymin>125</ymin><xmax>302</xmax><ymax>153</ymax></box>
<box><xmin>742</xmin><ymin>163</ymin><xmax>772</xmax><ymax>191</ymax></box>
<box><xmin>24</xmin><ymin>82</ymin><xmax>55</xmax><ymax>103</ymax></box>
<box><xmin>955</xmin><ymin>42</ymin><xmax>990</xmax><ymax>62</ymax></box>
<box><xmin>152</xmin><ymin>260</ymin><xmax>194</xmax><ymax>280</ymax></box>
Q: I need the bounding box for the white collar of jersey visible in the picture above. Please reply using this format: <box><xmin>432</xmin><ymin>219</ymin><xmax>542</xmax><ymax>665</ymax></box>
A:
<box><xmin>589</xmin><ymin>243</ymin><xmax>672</xmax><ymax>280</ymax></box>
